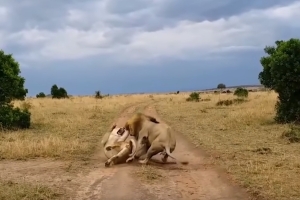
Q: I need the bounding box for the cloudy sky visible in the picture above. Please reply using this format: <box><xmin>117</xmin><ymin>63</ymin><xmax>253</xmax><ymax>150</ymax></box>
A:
<box><xmin>1</xmin><ymin>0</ymin><xmax>300</xmax><ymax>96</ymax></box>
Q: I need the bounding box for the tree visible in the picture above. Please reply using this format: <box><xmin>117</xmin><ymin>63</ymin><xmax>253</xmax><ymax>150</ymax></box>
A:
<box><xmin>95</xmin><ymin>90</ymin><xmax>103</xmax><ymax>99</ymax></box>
<box><xmin>0</xmin><ymin>50</ymin><xmax>31</xmax><ymax>129</ymax></box>
<box><xmin>258</xmin><ymin>38</ymin><xmax>300</xmax><ymax>123</ymax></box>
<box><xmin>50</xmin><ymin>84</ymin><xmax>68</xmax><ymax>99</ymax></box>
<box><xmin>217</xmin><ymin>83</ymin><xmax>226</xmax><ymax>90</ymax></box>
<box><xmin>36</xmin><ymin>92</ymin><xmax>46</xmax><ymax>98</ymax></box>
<box><xmin>51</xmin><ymin>84</ymin><xmax>59</xmax><ymax>97</ymax></box>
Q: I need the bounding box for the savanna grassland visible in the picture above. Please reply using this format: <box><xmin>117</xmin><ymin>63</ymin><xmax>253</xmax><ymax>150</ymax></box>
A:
<box><xmin>0</xmin><ymin>94</ymin><xmax>154</xmax><ymax>199</ymax></box>
<box><xmin>0</xmin><ymin>90</ymin><xmax>299</xmax><ymax>200</ymax></box>
<box><xmin>155</xmin><ymin>90</ymin><xmax>300</xmax><ymax>200</ymax></box>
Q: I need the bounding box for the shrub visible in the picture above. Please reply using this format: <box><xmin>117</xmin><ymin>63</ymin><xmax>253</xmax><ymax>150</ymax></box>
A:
<box><xmin>36</xmin><ymin>92</ymin><xmax>46</xmax><ymax>98</ymax></box>
<box><xmin>95</xmin><ymin>90</ymin><xmax>103</xmax><ymax>99</ymax></box>
<box><xmin>216</xmin><ymin>99</ymin><xmax>233</xmax><ymax>106</ymax></box>
<box><xmin>186</xmin><ymin>92</ymin><xmax>200</xmax><ymax>102</ymax></box>
<box><xmin>0</xmin><ymin>49</ymin><xmax>31</xmax><ymax>130</ymax></box>
<box><xmin>176</xmin><ymin>91</ymin><xmax>180</xmax><ymax>94</ymax></box>
<box><xmin>0</xmin><ymin>104</ymin><xmax>31</xmax><ymax>130</ymax></box>
<box><xmin>20</xmin><ymin>101</ymin><xmax>32</xmax><ymax>110</ymax></box>
<box><xmin>281</xmin><ymin>125</ymin><xmax>300</xmax><ymax>143</ymax></box>
<box><xmin>234</xmin><ymin>87</ymin><xmax>248</xmax><ymax>98</ymax></box>
<box><xmin>259</xmin><ymin>38</ymin><xmax>300</xmax><ymax>123</ymax></box>
<box><xmin>216</xmin><ymin>98</ymin><xmax>247</xmax><ymax>106</ymax></box>
<box><xmin>51</xmin><ymin>84</ymin><xmax>68</xmax><ymax>99</ymax></box>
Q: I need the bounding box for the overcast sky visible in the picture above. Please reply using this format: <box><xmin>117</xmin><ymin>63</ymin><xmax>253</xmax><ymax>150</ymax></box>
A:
<box><xmin>1</xmin><ymin>0</ymin><xmax>300</xmax><ymax>96</ymax></box>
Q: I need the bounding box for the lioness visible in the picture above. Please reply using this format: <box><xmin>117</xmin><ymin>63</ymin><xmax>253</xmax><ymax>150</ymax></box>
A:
<box><xmin>101</xmin><ymin>125</ymin><xmax>139</xmax><ymax>167</ymax></box>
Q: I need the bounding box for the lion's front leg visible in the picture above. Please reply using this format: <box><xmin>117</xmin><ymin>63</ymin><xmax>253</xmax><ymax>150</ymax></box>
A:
<box><xmin>105</xmin><ymin>157</ymin><xmax>114</xmax><ymax>167</ymax></box>
<box><xmin>105</xmin><ymin>145</ymin><xmax>130</xmax><ymax>167</ymax></box>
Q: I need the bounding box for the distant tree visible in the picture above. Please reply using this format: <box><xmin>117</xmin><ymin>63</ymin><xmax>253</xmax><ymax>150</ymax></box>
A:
<box><xmin>51</xmin><ymin>84</ymin><xmax>59</xmax><ymax>97</ymax></box>
<box><xmin>0</xmin><ymin>50</ymin><xmax>31</xmax><ymax>129</ymax></box>
<box><xmin>217</xmin><ymin>83</ymin><xmax>226</xmax><ymax>90</ymax></box>
<box><xmin>95</xmin><ymin>90</ymin><xmax>103</xmax><ymax>99</ymax></box>
<box><xmin>51</xmin><ymin>84</ymin><xmax>68</xmax><ymax>99</ymax></box>
<box><xmin>36</xmin><ymin>92</ymin><xmax>46</xmax><ymax>98</ymax></box>
<box><xmin>259</xmin><ymin>38</ymin><xmax>300</xmax><ymax>123</ymax></box>
<box><xmin>217</xmin><ymin>83</ymin><xmax>226</xmax><ymax>100</ymax></box>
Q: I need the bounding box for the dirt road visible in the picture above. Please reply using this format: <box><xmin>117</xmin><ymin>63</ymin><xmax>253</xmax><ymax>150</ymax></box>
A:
<box><xmin>74</xmin><ymin>104</ymin><xmax>251</xmax><ymax>200</ymax></box>
<box><xmin>0</xmin><ymin>103</ymin><xmax>252</xmax><ymax>200</ymax></box>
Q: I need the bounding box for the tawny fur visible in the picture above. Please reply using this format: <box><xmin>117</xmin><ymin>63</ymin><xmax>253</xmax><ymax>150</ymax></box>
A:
<box><xmin>101</xmin><ymin>124</ymin><xmax>139</xmax><ymax>167</ymax></box>
<box><xmin>124</xmin><ymin>113</ymin><xmax>188</xmax><ymax>165</ymax></box>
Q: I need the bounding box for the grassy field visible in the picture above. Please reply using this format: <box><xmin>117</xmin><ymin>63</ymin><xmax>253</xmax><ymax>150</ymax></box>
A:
<box><xmin>0</xmin><ymin>95</ymin><xmax>151</xmax><ymax>160</ymax></box>
<box><xmin>0</xmin><ymin>91</ymin><xmax>299</xmax><ymax>199</ymax></box>
<box><xmin>0</xmin><ymin>94</ymin><xmax>154</xmax><ymax>199</ymax></box>
<box><xmin>155</xmin><ymin>91</ymin><xmax>300</xmax><ymax>200</ymax></box>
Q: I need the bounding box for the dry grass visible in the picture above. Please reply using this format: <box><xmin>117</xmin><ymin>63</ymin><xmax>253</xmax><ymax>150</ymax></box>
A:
<box><xmin>0</xmin><ymin>180</ymin><xmax>61</xmax><ymax>200</ymax></box>
<box><xmin>0</xmin><ymin>94</ymin><xmax>151</xmax><ymax>160</ymax></box>
<box><xmin>1</xmin><ymin>90</ymin><xmax>299</xmax><ymax>199</ymax></box>
<box><xmin>155</xmin><ymin>91</ymin><xmax>300</xmax><ymax>200</ymax></box>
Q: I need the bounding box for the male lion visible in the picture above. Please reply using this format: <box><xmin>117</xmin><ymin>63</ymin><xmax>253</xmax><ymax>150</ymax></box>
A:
<box><xmin>124</xmin><ymin>113</ymin><xmax>180</xmax><ymax>165</ymax></box>
<box><xmin>101</xmin><ymin>124</ymin><xmax>141</xmax><ymax>167</ymax></box>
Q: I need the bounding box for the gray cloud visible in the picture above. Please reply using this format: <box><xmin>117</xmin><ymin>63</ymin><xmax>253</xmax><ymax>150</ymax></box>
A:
<box><xmin>1</xmin><ymin>0</ymin><xmax>300</xmax><ymax>95</ymax></box>
<box><xmin>156</xmin><ymin>0</ymin><xmax>298</xmax><ymax>21</ymax></box>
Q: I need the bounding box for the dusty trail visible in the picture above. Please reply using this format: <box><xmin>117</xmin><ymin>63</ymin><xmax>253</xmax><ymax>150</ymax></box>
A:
<box><xmin>74</xmin><ymin>103</ymin><xmax>159</xmax><ymax>200</ymax></box>
<box><xmin>142</xmin><ymin>105</ymin><xmax>251</xmax><ymax>200</ymax></box>
<box><xmin>75</xmin><ymin>104</ymin><xmax>252</xmax><ymax>200</ymax></box>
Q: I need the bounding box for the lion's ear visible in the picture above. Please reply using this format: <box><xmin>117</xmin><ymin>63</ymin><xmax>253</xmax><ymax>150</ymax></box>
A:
<box><xmin>147</xmin><ymin>116</ymin><xmax>159</xmax><ymax>124</ymax></box>
<box><xmin>110</xmin><ymin>124</ymin><xmax>116</xmax><ymax>131</ymax></box>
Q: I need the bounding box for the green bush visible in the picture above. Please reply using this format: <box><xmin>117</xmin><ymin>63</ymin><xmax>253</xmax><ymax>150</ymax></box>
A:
<box><xmin>0</xmin><ymin>104</ymin><xmax>31</xmax><ymax>130</ymax></box>
<box><xmin>0</xmin><ymin>49</ymin><xmax>31</xmax><ymax>130</ymax></box>
<box><xmin>36</xmin><ymin>92</ymin><xmax>46</xmax><ymax>98</ymax></box>
<box><xmin>186</xmin><ymin>92</ymin><xmax>200</xmax><ymax>102</ymax></box>
<box><xmin>234</xmin><ymin>87</ymin><xmax>248</xmax><ymax>98</ymax></box>
<box><xmin>259</xmin><ymin>38</ymin><xmax>300</xmax><ymax>123</ymax></box>
<box><xmin>51</xmin><ymin>84</ymin><xmax>68</xmax><ymax>99</ymax></box>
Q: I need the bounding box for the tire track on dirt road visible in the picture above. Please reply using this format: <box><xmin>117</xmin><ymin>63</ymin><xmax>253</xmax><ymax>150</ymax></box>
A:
<box><xmin>142</xmin><ymin>105</ymin><xmax>252</xmax><ymax>200</ymax></box>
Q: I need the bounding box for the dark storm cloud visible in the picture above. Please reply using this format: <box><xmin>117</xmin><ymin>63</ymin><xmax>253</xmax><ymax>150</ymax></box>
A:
<box><xmin>156</xmin><ymin>0</ymin><xmax>298</xmax><ymax>21</ymax></box>
<box><xmin>1</xmin><ymin>0</ymin><xmax>300</xmax><ymax>95</ymax></box>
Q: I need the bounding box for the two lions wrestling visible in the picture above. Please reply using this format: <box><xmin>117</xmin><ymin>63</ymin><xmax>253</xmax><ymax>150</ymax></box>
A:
<box><xmin>102</xmin><ymin>113</ymin><xmax>187</xmax><ymax>167</ymax></box>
